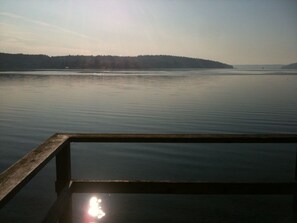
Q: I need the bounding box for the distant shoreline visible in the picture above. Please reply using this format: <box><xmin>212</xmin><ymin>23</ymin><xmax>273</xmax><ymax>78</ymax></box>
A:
<box><xmin>0</xmin><ymin>53</ymin><xmax>233</xmax><ymax>70</ymax></box>
<box><xmin>281</xmin><ymin>63</ymin><xmax>297</xmax><ymax>69</ymax></box>
<box><xmin>0</xmin><ymin>67</ymin><xmax>234</xmax><ymax>72</ymax></box>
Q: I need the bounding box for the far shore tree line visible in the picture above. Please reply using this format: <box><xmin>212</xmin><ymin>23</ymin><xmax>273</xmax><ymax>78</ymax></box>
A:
<box><xmin>0</xmin><ymin>53</ymin><xmax>233</xmax><ymax>70</ymax></box>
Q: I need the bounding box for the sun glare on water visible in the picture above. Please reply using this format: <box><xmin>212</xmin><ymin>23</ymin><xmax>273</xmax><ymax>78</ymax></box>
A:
<box><xmin>88</xmin><ymin>196</ymin><xmax>106</xmax><ymax>220</ymax></box>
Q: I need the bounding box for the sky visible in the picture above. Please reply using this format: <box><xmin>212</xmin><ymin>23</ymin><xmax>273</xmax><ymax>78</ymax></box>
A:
<box><xmin>0</xmin><ymin>0</ymin><xmax>296</xmax><ymax>65</ymax></box>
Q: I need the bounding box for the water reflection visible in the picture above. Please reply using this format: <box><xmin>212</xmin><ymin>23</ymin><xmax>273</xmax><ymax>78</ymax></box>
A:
<box><xmin>87</xmin><ymin>196</ymin><xmax>106</xmax><ymax>222</ymax></box>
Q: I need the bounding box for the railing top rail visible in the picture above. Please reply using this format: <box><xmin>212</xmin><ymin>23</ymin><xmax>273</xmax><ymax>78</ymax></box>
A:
<box><xmin>0</xmin><ymin>134</ymin><xmax>68</xmax><ymax>208</ymax></box>
<box><xmin>1</xmin><ymin>133</ymin><xmax>297</xmax><ymax>208</ymax></box>
<box><xmin>65</xmin><ymin>133</ymin><xmax>297</xmax><ymax>143</ymax></box>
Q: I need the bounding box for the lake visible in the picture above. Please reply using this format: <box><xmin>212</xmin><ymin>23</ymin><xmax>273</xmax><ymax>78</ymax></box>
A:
<box><xmin>0</xmin><ymin>68</ymin><xmax>297</xmax><ymax>222</ymax></box>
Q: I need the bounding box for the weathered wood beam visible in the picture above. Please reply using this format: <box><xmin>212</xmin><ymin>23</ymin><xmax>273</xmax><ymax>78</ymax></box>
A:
<box><xmin>65</xmin><ymin>133</ymin><xmax>297</xmax><ymax>143</ymax></box>
<box><xmin>71</xmin><ymin>180</ymin><xmax>297</xmax><ymax>195</ymax></box>
<box><xmin>1</xmin><ymin>133</ymin><xmax>297</xmax><ymax>209</ymax></box>
<box><xmin>0</xmin><ymin>134</ymin><xmax>69</xmax><ymax>208</ymax></box>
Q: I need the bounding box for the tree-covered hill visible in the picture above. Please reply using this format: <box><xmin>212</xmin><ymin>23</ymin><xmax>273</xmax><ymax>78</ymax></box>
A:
<box><xmin>282</xmin><ymin>63</ymin><xmax>297</xmax><ymax>69</ymax></box>
<box><xmin>0</xmin><ymin>53</ymin><xmax>233</xmax><ymax>70</ymax></box>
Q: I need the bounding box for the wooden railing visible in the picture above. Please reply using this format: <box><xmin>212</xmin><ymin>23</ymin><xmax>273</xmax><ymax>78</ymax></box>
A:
<box><xmin>0</xmin><ymin>133</ymin><xmax>297</xmax><ymax>222</ymax></box>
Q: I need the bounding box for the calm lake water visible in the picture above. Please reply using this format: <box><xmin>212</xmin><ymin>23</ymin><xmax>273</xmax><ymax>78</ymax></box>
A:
<box><xmin>0</xmin><ymin>68</ymin><xmax>297</xmax><ymax>222</ymax></box>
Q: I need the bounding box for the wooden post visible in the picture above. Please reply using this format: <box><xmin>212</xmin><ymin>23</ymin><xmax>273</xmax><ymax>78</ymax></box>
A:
<box><xmin>293</xmin><ymin>148</ymin><xmax>297</xmax><ymax>223</ymax></box>
<box><xmin>55</xmin><ymin>142</ymin><xmax>72</xmax><ymax>223</ymax></box>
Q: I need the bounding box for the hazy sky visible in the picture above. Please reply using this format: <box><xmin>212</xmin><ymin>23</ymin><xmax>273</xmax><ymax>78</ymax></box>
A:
<box><xmin>0</xmin><ymin>0</ymin><xmax>296</xmax><ymax>64</ymax></box>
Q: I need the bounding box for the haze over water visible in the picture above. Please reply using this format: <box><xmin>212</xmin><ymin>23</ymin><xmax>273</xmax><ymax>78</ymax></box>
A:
<box><xmin>0</xmin><ymin>68</ymin><xmax>297</xmax><ymax>222</ymax></box>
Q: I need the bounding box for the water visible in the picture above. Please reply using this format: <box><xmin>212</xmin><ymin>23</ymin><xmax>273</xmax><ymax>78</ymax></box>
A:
<box><xmin>0</xmin><ymin>68</ymin><xmax>297</xmax><ymax>222</ymax></box>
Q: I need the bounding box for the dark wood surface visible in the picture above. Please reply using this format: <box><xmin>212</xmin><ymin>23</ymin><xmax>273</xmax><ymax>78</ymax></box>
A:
<box><xmin>0</xmin><ymin>134</ymin><xmax>68</xmax><ymax>208</ymax></box>
<box><xmin>1</xmin><ymin>133</ymin><xmax>297</xmax><ymax>210</ymax></box>
<box><xmin>66</xmin><ymin>133</ymin><xmax>297</xmax><ymax>143</ymax></box>
<box><xmin>71</xmin><ymin>180</ymin><xmax>297</xmax><ymax>195</ymax></box>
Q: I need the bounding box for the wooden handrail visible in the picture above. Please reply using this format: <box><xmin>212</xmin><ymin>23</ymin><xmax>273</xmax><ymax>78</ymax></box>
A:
<box><xmin>0</xmin><ymin>133</ymin><xmax>296</xmax><ymax>222</ymax></box>
<box><xmin>66</xmin><ymin>133</ymin><xmax>297</xmax><ymax>143</ymax></box>
<box><xmin>70</xmin><ymin>180</ymin><xmax>297</xmax><ymax>195</ymax></box>
<box><xmin>0</xmin><ymin>134</ymin><xmax>68</xmax><ymax>209</ymax></box>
